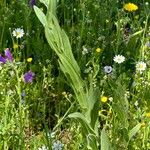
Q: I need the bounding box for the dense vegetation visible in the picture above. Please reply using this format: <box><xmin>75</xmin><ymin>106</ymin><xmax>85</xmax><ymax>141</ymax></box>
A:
<box><xmin>0</xmin><ymin>0</ymin><xmax>150</xmax><ymax>149</ymax></box>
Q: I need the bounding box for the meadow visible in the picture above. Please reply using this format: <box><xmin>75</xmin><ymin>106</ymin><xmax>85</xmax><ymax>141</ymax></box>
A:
<box><xmin>0</xmin><ymin>0</ymin><xmax>150</xmax><ymax>149</ymax></box>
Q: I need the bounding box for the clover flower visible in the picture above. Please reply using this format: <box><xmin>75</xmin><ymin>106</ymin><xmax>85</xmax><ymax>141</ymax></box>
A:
<box><xmin>113</xmin><ymin>55</ymin><xmax>125</xmax><ymax>64</ymax></box>
<box><xmin>23</xmin><ymin>71</ymin><xmax>35</xmax><ymax>83</ymax></box>
<box><xmin>136</xmin><ymin>61</ymin><xmax>146</xmax><ymax>73</ymax></box>
<box><xmin>123</xmin><ymin>3</ymin><xmax>138</xmax><ymax>12</ymax></box>
<box><xmin>104</xmin><ymin>66</ymin><xmax>113</xmax><ymax>74</ymax></box>
<box><xmin>12</xmin><ymin>28</ymin><xmax>25</xmax><ymax>38</ymax></box>
<box><xmin>52</xmin><ymin>140</ymin><xmax>64</xmax><ymax>150</ymax></box>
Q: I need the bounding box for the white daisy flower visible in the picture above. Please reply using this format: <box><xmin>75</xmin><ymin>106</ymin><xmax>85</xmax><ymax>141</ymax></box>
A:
<box><xmin>104</xmin><ymin>66</ymin><xmax>113</xmax><ymax>74</ymax></box>
<box><xmin>113</xmin><ymin>55</ymin><xmax>125</xmax><ymax>64</ymax></box>
<box><xmin>12</xmin><ymin>28</ymin><xmax>25</xmax><ymax>38</ymax></box>
<box><xmin>136</xmin><ymin>61</ymin><xmax>146</xmax><ymax>72</ymax></box>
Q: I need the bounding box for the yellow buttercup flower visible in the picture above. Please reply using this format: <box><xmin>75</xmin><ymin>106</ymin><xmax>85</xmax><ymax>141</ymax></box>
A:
<box><xmin>124</xmin><ymin>3</ymin><xmax>138</xmax><ymax>12</ymax></box>
<box><xmin>27</xmin><ymin>57</ymin><xmax>32</xmax><ymax>63</ymax></box>
<box><xmin>96</xmin><ymin>48</ymin><xmax>101</xmax><ymax>53</ymax></box>
<box><xmin>101</xmin><ymin>96</ymin><xmax>108</xmax><ymax>103</ymax></box>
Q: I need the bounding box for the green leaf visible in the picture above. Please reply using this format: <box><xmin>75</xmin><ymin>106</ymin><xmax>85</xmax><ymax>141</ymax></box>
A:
<box><xmin>68</xmin><ymin>112</ymin><xmax>95</xmax><ymax>135</ymax></box>
<box><xmin>128</xmin><ymin>123</ymin><xmax>141</xmax><ymax>141</ymax></box>
<box><xmin>87</xmin><ymin>134</ymin><xmax>98</xmax><ymax>150</ymax></box>
<box><xmin>33</xmin><ymin>6</ymin><xmax>47</xmax><ymax>27</ymax></box>
<box><xmin>101</xmin><ymin>128</ymin><xmax>112</xmax><ymax>150</ymax></box>
<box><xmin>130</xmin><ymin>29</ymin><xmax>143</xmax><ymax>38</ymax></box>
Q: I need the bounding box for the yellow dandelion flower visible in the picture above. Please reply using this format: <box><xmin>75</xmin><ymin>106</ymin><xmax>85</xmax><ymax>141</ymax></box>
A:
<box><xmin>146</xmin><ymin>112</ymin><xmax>150</xmax><ymax>118</ymax></box>
<box><xmin>123</xmin><ymin>3</ymin><xmax>138</xmax><ymax>12</ymax></box>
<box><xmin>96</xmin><ymin>48</ymin><xmax>101</xmax><ymax>53</ymax></box>
<box><xmin>13</xmin><ymin>43</ymin><xmax>19</xmax><ymax>49</ymax></box>
<box><xmin>101</xmin><ymin>96</ymin><xmax>108</xmax><ymax>103</ymax></box>
<box><xmin>27</xmin><ymin>57</ymin><xmax>32</xmax><ymax>63</ymax></box>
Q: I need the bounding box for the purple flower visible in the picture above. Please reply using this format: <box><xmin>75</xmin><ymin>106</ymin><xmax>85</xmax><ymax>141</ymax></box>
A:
<box><xmin>24</xmin><ymin>71</ymin><xmax>35</xmax><ymax>83</ymax></box>
<box><xmin>0</xmin><ymin>55</ymin><xmax>6</xmax><ymax>63</ymax></box>
<box><xmin>5</xmin><ymin>48</ymin><xmax>13</xmax><ymax>62</ymax></box>
<box><xmin>29</xmin><ymin>0</ymin><xmax>36</xmax><ymax>7</ymax></box>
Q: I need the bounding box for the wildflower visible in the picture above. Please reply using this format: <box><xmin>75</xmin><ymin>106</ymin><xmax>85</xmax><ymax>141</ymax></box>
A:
<box><xmin>13</xmin><ymin>43</ymin><xmax>19</xmax><ymax>49</ymax></box>
<box><xmin>23</xmin><ymin>71</ymin><xmax>35</xmax><ymax>83</ymax></box>
<box><xmin>123</xmin><ymin>3</ymin><xmax>138</xmax><ymax>12</ymax></box>
<box><xmin>96</xmin><ymin>48</ymin><xmax>101</xmax><ymax>53</ymax></box>
<box><xmin>82</xmin><ymin>46</ymin><xmax>88</xmax><ymax>55</ymax></box>
<box><xmin>12</xmin><ymin>28</ymin><xmax>25</xmax><ymax>38</ymax></box>
<box><xmin>101</xmin><ymin>96</ymin><xmax>108</xmax><ymax>103</ymax></box>
<box><xmin>136</xmin><ymin>61</ymin><xmax>146</xmax><ymax>72</ymax></box>
<box><xmin>52</xmin><ymin>140</ymin><xmax>64</xmax><ymax>150</ymax></box>
<box><xmin>146</xmin><ymin>112</ymin><xmax>150</xmax><ymax>118</ymax></box>
<box><xmin>0</xmin><ymin>55</ymin><xmax>6</xmax><ymax>63</ymax></box>
<box><xmin>113</xmin><ymin>55</ymin><xmax>125</xmax><ymax>64</ymax></box>
<box><xmin>145</xmin><ymin>2</ymin><xmax>149</xmax><ymax>6</ymax></box>
<box><xmin>5</xmin><ymin>48</ymin><xmax>13</xmax><ymax>62</ymax></box>
<box><xmin>108</xmin><ymin>97</ymin><xmax>113</xmax><ymax>102</ymax></box>
<box><xmin>27</xmin><ymin>57</ymin><xmax>32</xmax><ymax>63</ymax></box>
<box><xmin>38</xmin><ymin>145</ymin><xmax>48</xmax><ymax>150</ymax></box>
<box><xmin>29</xmin><ymin>0</ymin><xmax>36</xmax><ymax>7</ymax></box>
<box><xmin>104</xmin><ymin>66</ymin><xmax>112</xmax><ymax>74</ymax></box>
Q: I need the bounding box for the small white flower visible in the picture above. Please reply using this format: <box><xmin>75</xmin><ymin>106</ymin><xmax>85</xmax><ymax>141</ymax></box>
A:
<box><xmin>113</xmin><ymin>55</ymin><xmax>125</xmax><ymax>64</ymax></box>
<box><xmin>108</xmin><ymin>97</ymin><xmax>113</xmax><ymax>102</ymax></box>
<box><xmin>38</xmin><ymin>145</ymin><xmax>48</xmax><ymax>150</ymax></box>
<box><xmin>52</xmin><ymin>140</ymin><xmax>64</xmax><ymax>150</ymax></box>
<box><xmin>136</xmin><ymin>61</ymin><xmax>146</xmax><ymax>72</ymax></box>
<box><xmin>12</xmin><ymin>28</ymin><xmax>25</xmax><ymax>38</ymax></box>
<box><xmin>104</xmin><ymin>66</ymin><xmax>113</xmax><ymax>73</ymax></box>
<box><xmin>82</xmin><ymin>46</ymin><xmax>88</xmax><ymax>55</ymax></box>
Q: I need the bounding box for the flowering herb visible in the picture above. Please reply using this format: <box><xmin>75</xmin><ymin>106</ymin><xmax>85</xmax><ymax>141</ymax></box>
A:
<box><xmin>0</xmin><ymin>49</ymin><xmax>13</xmax><ymax>63</ymax></box>
<box><xmin>12</xmin><ymin>28</ymin><xmax>25</xmax><ymax>38</ymax></box>
<box><xmin>5</xmin><ymin>48</ymin><xmax>13</xmax><ymax>62</ymax></box>
<box><xmin>123</xmin><ymin>3</ymin><xmax>138</xmax><ymax>12</ymax></box>
<box><xmin>113</xmin><ymin>55</ymin><xmax>125</xmax><ymax>64</ymax></box>
<box><xmin>0</xmin><ymin>55</ymin><xmax>6</xmax><ymax>63</ymax></box>
<box><xmin>136</xmin><ymin>61</ymin><xmax>146</xmax><ymax>73</ymax></box>
<box><xmin>23</xmin><ymin>71</ymin><xmax>35</xmax><ymax>83</ymax></box>
<box><xmin>104</xmin><ymin>66</ymin><xmax>113</xmax><ymax>74</ymax></box>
